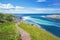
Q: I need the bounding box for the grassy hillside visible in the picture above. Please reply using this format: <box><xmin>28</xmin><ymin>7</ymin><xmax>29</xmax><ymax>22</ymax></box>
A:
<box><xmin>0</xmin><ymin>22</ymin><xmax>20</xmax><ymax>40</ymax></box>
<box><xmin>0</xmin><ymin>13</ymin><xmax>20</xmax><ymax>40</ymax></box>
<box><xmin>19</xmin><ymin>22</ymin><xmax>60</xmax><ymax>40</ymax></box>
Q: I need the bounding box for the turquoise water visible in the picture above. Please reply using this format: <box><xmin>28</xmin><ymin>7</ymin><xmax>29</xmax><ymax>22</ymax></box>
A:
<box><xmin>25</xmin><ymin>17</ymin><xmax>60</xmax><ymax>37</ymax></box>
<box><xmin>26</xmin><ymin>17</ymin><xmax>60</xmax><ymax>27</ymax></box>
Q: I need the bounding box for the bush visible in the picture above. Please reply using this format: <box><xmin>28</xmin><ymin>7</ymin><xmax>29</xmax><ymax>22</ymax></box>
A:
<box><xmin>0</xmin><ymin>13</ymin><xmax>15</xmax><ymax>23</ymax></box>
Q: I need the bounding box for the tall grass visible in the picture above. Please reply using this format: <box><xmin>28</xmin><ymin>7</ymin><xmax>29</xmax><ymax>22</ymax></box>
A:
<box><xmin>0</xmin><ymin>22</ymin><xmax>20</xmax><ymax>40</ymax></box>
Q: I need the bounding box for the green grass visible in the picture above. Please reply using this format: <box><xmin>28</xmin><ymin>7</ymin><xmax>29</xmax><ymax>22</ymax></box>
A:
<box><xmin>19</xmin><ymin>22</ymin><xmax>60</xmax><ymax>40</ymax></box>
<box><xmin>0</xmin><ymin>22</ymin><xmax>20</xmax><ymax>40</ymax></box>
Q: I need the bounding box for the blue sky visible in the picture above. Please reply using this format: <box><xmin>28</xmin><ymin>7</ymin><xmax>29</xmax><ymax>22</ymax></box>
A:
<box><xmin>0</xmin><ymin>0</ymin><xmax>60</xmax><ymax>14</ymax></box>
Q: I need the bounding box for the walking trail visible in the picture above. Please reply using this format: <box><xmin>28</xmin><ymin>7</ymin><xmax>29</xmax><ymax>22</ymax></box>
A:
<box><xmin>15</xmin><ymin>23</ymin><xmax>31</xmax><ymax>40</ymax></box>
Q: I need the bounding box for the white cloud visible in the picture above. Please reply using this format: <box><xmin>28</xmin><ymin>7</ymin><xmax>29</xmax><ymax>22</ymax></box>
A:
<box><xmin>0</xmin><ymin>3</ymin><xmax>60</xmax><ymax>14</ymax></box>
<box><xmin>36</xmin><ymin>0</ymin><xmax>46</xmax><ymax>2</ymax></box>
<box><xmin>0</xmin><ymin>3</ymin><xmax>14</xmax><ymax>9</ymax></box>
<box><xmin>35</xmin><ymin>8</ymin><xmax>60</xmax><ymax>11</ymax></box>
<box><xmin>15</xmin><ymin>6</ymin><xmax>24</xmax><ymax>9</ymax></box>
<box><xmin>0</xmin><ymin>3</ymin><xmax>24</xmax><ymax>9</ymax></box>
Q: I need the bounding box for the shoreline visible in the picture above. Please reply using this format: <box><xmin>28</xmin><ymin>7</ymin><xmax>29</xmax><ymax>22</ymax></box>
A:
<box><xmin>22</xmin><ymin>21</ymin><xmax>47</xmax><ymax>31</ymax></box>
<box><xmin>20</xmin><ymin>21</ymin><xmax>60</xmax><ymax>38</ymax></box>
<box><xmin>19</xmin><ymin>21</ymin><xmax>60</xmax><ymax>39</ymax></box>
<box><xmin>23</xmin><ymin>21</ymin><xmax>41</xmax><ymax>28</ymax></box>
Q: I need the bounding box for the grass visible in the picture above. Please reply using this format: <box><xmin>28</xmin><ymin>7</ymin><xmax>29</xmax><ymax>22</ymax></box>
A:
<box><xmin>0</xmin><ymin>22</ymin><xmax>20</xmax><ymax>40</ymax></box>
<box><xmin>19</xmin><ymin>22</ymin><xmax>60</xmax><ymax>40</ymax></box>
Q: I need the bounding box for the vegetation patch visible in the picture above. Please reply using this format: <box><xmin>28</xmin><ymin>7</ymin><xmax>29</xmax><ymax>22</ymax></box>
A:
<box><xmin>0</xmin><ymin>22</ymin><xmax>20</xmax><ymax>40</ymax></box>
<box><xmin>0</xmin><ymin>13</ymin><xmax>20</xmax><ymax>40</ymax></box>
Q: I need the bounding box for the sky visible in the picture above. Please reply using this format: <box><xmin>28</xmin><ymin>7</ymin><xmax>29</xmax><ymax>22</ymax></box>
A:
<box><xmin>0</xmin><ymin>0</ymin><xmax>60</xmax><ymax>14</ymax></box>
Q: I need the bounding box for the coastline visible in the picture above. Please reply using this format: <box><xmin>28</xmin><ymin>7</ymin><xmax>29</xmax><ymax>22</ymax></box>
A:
<box><xmin>19</xmin><ymin>21</ymin><xmax>60</xmax><ymax>40</ymax></box>
<box><xmin>20</xmin><ymin>21</ymin><xmax>60</xmax><ymax>38</ymax></box>
<box><xmin>23</xmin><ymin>21</ymin><xmax>41</xmax><ymax>28</ymax></box>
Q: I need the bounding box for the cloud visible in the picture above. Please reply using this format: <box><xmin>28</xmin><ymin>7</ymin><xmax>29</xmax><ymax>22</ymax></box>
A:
<box><xmin>15</xmin><ymin>6</ymin><xmax>24</xmax><ymax>9</ymax></box>
<box><xmin>0</xmin><ymin>3</ymin><xmax>60</xmax><ymax>14</ymax></box>
<box><xmin>36</xmin><ymin>0</ymin><xmax>46</xmax><ymax>2</ymax></box>
<box><xmin>0</xmin><ymin>3</ymin><xmax>14</xmax><ymax>9</ymax></box>
<box><xmin>0</xmin><ymin>3</ymin><xmax>24</xmax><ymax>9</ymax></box>
<box><xmin>35</xmin><ymin>8</ymin><xmax>60</xmax><ymax>13</ymax></box>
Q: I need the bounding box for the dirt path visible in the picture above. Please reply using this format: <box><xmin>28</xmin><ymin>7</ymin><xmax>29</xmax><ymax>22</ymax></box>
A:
<box><xmin>15</xmin><ymin>23</ymin><xmax>31</xmax><ymax>40</ymax></box>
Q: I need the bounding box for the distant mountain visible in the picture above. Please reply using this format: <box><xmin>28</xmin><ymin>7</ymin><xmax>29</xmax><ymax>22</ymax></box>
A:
<box><xmin>44</xmin><ymin>15</ymin><xmax>60</xmax><ymax>20</ymax></box>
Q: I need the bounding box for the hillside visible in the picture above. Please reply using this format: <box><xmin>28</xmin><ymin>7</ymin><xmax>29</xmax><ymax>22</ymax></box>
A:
<box><xmin>19</xmin><ymin>22</ymin><xmax>60</xmax><ymax>40</ymax></box>
<box><xmin>0</xmin><ymin>22</ymin><xmax>20</xmax><ymax>40</ymax></box>
<box><xmin>0</xmin><ymin>13</ymin><xmax>20</xmax><ymax>40</ymax></box>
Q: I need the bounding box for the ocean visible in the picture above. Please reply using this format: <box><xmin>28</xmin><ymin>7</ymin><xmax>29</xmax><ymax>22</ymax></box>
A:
<box><xmin>15</xmin><ymin>14</ymin><xmax>60</xmax><ymax>37</ymax></box>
